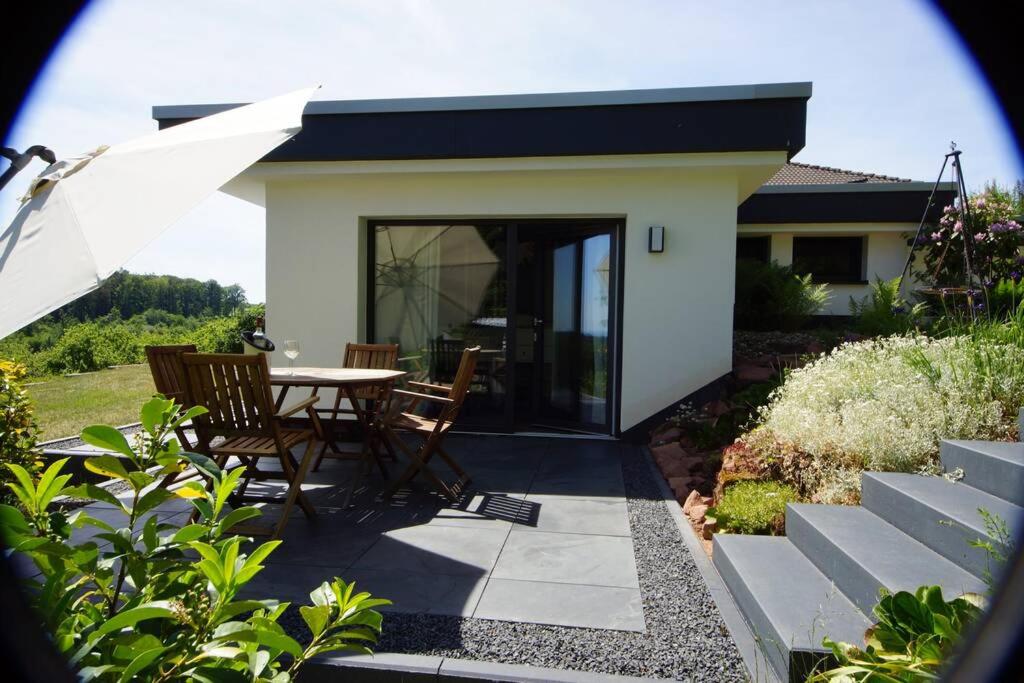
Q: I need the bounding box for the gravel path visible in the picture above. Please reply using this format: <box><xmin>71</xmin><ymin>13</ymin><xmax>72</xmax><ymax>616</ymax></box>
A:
<box><xmin>282</xmin><ymin>446</ymin><xmax>746</xmax><ymax>681</ymax></box>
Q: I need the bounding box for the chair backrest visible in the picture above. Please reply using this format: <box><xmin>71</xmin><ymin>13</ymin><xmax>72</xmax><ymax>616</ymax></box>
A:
<box><xmin>344</xmin><ymin>343</ymin><xmax>399</xmax><ymax>399</ymax></box>
<box><xmin>181</xmin><ymin>352</ymin><xmax>276</xmax><ymax>440</ymax></box>
<box><xmin>442</xmin><ymin>346</ymin><xmax>481</xmax><ymax>421</ymax></box>
<box><xmin>145</xmin><ymin>344</ymin><xmax>197</xmax><ymax>404</ymax></box>
<box><xmin>344</xmin><ymin>342</ymin><xmax>399</xmax><ymax>370</ymax></box>
<box><xmin>430</xmin><ymin>337</ymin><xmax>465</xmax><ymax>383</ymax></box>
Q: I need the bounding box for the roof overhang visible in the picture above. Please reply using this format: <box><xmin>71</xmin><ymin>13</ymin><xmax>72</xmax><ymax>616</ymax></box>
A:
<box><xmin>738</xmin><ymin>182</ymin><xmax>957</xmax><ymax>224</ymax></box>
<box><xmin>153</xmin><ymin>82</ymin><xmax>811</xmax><ymax>163</ymax></box>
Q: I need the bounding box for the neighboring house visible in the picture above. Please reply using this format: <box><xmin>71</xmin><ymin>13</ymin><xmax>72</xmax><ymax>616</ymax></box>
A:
<box><xmin>155</xmin><ymin>83</ymin><xmax>811</xmax><ymax>437</ymax></box>
<box><xmin>738</xmin><ymin>162</ymin><xmax>954</xmax><ymax>314</ymax></box>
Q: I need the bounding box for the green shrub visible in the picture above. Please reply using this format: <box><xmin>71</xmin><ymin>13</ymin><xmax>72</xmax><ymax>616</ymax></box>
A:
<box><xmin>849</xmin><ymin>277</ymin><xmax>926</xmax><ymax>336</ymax></box>
<box><xmin>808</xmin><ymin>586</ymin><xmax>984</xmax><ymax>682</ymax></box>
<box><xmin>3</xmin><ymin>303</ymin><xmax>268</xmax><ymax>378</ymax></box>
<box><xmin>708</xmin><ymin>480</ymin><xmax>797</xmax><ymax>535</ymax></box>
<box><xmin>985</xmin><ymin>278</ymin><xmax>1024</xmax><ymax>319</ymax></box>
<box><xmin>0</xmin><ymin>359</ymin><xmax>41</xmax><ymax>504</ymax></box>
<box><xmin>735</xmin><ymin>259</ymin><xmax>830</xmax><ymax>331</ymax></box>
<box><xmin>0</xmin><ymin>398</ymin><xmax>388</xmax><ymax>680</ymax></box>
<box><xmin>744</xmin><ymin>333</ymin><xmax>1024</xmax><ymax>503</ymax></box>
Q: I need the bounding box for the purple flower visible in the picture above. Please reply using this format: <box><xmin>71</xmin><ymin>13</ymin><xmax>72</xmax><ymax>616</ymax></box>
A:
<box><xmin>1013</xmin><ymin>271</ymin><xmax>1022</xmax><ymax>283</ymax></box>
<box><xmin>931</xmin><ymin>231</ymin><xmax>942</xmax><ymax>241</ymax></box>
<box><xmin>953</xmin><ymin>220</ymin><xmax>964</xmax><ymax>233</ymax></box>
<box><xmin>974</xmin><ymin>232</ymin><xmax>986</xmax><ymax>242</ymax></box>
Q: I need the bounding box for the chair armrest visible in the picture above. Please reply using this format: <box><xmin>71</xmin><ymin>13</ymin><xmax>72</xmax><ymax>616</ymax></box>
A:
<box><xmin>276</xmin><ymin>395</ymin><xmax>320</xmax><ymax>419</ymax></box>
<box><xmin>408</xmin><ymin>381</ymin><xmax>451</xmax><ymax>394</ymax></box>
<box><xmin>392</xmin><ymin>388</ymin><xmax>453</xmax><ymax>404</ymax></box>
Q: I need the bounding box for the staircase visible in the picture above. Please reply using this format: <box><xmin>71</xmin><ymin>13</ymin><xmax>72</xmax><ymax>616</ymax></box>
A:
<box><xmin>714</xmin><ymin>430</ymin><xmax>1024</xmax><ymax>683</ymax></box>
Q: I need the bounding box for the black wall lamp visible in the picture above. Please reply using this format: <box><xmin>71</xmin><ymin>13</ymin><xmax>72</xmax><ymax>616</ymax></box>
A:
<box><xmin>648</xmin><ymin>226</ymin><xmax>665</xmax><ymax>253</ymax></box>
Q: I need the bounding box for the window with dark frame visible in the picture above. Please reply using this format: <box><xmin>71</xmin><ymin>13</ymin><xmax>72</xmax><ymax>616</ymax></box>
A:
<box><xmin>791</xmin><ymin>236</ymin><xmax>865</xmax><ymax>284</ymax></box>
<box><xmin>736</xmin><ymin>235</ymin><xmax>771</xmax><ymax>264</ymax></box>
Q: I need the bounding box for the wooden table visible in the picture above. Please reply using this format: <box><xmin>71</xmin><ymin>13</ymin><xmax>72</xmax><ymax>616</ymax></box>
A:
<box><xmin>270</xmin><ymin>367</ymin><xmax>406</xmax><ymax>507</ymax></box>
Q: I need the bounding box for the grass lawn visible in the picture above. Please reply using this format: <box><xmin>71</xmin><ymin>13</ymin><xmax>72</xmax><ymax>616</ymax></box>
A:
<box><xmin>26</xmin><ymin>365</ymin><xmax>156</xmax><ymax>442</ymax></box>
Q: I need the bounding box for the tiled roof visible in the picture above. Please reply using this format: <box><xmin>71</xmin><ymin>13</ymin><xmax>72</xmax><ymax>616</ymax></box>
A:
<box><xmin>765</xmin><ymin>161</ymin><xmax>911</xmax><ymax>185</ymax></box>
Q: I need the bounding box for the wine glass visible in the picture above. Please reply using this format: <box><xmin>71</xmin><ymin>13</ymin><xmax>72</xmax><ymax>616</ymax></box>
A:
<box><xmin>283</xmin><ymin>340</ymin><xmax>300</xmax><ymax>376</ymax></box>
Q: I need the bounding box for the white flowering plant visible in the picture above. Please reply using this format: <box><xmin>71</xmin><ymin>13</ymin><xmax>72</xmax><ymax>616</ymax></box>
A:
<box><xmin>742</xmin><ymin>333</ymin><xmax>1024</xmax><ymax>504</ymax></box>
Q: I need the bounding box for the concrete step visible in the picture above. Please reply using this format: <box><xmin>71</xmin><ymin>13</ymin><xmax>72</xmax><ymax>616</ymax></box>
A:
<box><xmin>941</xmin><ymin>440</ymin><xmax>1024</xmax><ymax>506</ymax></box>
<box><xmin>861</xmin><ymin>472</ymin><xmax>1022</xmax><ymax>579</ymax></box>
<box><xmin>786</xmin><ymin>503</ymin><xmax>987</xmax><ymax>615</ymax></box>
<box><xmin>713</xmin><ymin>534</ymin><xmax>871</xmax><ymax>683</ymax></box>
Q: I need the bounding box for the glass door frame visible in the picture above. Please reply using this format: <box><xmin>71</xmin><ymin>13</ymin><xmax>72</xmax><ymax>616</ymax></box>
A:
<box><xmin>520</xmin><ymin>223</ymin><xmax>619</xmax><ymax>434</ymax></box>
<box><xmin>366</xmin><ymin>218</ymin><xmax>624</xmax><ymax>435</ymax></box>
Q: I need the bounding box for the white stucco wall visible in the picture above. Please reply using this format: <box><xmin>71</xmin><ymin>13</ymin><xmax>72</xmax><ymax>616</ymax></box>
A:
<box><xmin>258</xmin><ymin>154</ymin><xmax>782</xmax><ymax>431</ymax></box>
<box><xmin>739</xmin><ymin>223</ymin><xmax>917</xmax><ymax>315</ymax></box>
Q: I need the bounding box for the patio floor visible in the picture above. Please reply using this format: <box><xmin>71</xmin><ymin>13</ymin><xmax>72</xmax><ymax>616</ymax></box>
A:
<box><xmin>50</xmin><ymin>431</ymin><xmax>749</xmax><ymax>679</ymax></box>
<box><xmin>243</xmin><ymin>435</ymin><xmax>646</xmax><ymax>632</ymax></box>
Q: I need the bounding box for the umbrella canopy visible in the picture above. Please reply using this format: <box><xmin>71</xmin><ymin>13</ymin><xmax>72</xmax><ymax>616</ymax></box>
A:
<box><xmin>0</xmin><ymin>86</ymin><xmax>317</xmax><ymax>339</ymax></box>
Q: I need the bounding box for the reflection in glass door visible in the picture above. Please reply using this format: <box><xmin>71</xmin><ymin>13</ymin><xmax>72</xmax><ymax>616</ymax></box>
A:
<box><xmin>371</xmin><ymin>223</ymin><xmax>508</xmax><ymax>428</ymax></box>
<box><xmin>534</xmin><ymin>230</ymin><xmax>612</xmax><ymax>431</ymax></box>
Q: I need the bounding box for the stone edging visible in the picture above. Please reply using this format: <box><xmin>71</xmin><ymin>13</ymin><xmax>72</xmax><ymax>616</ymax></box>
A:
<box><xmin>640</xmin><ymin>445</ymin><xmax>780</xmax><ymax>683</ymax></box>
<box><xmin>302</xmin><ymin>652</ymin><xmax>662</xmax><ymax>682</ymax></box>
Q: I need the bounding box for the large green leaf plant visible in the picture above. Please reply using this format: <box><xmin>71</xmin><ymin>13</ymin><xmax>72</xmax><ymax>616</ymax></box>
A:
<box><xmin>808</xmin><ymin>585</ymin><xmax>984</xmax><ymax>682</ymax></box>
<box><xmin>0</xmin><ymin>397</ymin><xmax>389</xmax><ymax>681</ymax></box>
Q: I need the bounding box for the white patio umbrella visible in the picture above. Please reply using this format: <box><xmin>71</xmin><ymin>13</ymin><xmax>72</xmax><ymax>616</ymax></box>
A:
<box><xmin>0</xmin><ymin>86</ymin><xmax>317</xmax><ymax>339</ymax></box>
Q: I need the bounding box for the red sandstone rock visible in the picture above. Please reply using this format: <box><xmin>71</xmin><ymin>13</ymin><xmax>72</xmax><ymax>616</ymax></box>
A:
<box><xmin>650</xmin><ymin>425</ymin><xmax>682</xmax><ymax>445</ymax></box>
<box><xmin>668</xmin><ymin>477</ymin><xmax>696</xmax><ymax>502</ymax></box>
<box><xmin>688</xmin><ymin>504</ymin><xmax>709</xmax><ymax>523</ymax></box>
<box><xmin>734</xmin><ymin>365</ymin><xmax>774</xmax><ymax>384</ymax></box>
<box><xmin>682</xmin><ymin>489</ymin><xmax>702</xmax><ymax>513</ymax></box>
<box><xmin>702</xmin><ymin>517</ymin><xmax>717</xmax><ymax>539</ymax></box>
<box><xmin>702</xmin><ymin>399</ymin><xmax>732</xmax><ymax>417</ymax></box>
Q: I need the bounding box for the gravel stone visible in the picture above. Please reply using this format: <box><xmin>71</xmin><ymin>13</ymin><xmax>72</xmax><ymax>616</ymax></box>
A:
<box><xmin>281</xmin><ymin>446</ymin><xmax>747</xmax><ymax>681</ymax></box>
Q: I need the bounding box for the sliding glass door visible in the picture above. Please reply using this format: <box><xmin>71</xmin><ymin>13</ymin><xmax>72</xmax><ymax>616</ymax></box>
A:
<box><xmin>369</xmin><ymin>220</ymin><xmax>618</xmax><ymax>434</ymax></box>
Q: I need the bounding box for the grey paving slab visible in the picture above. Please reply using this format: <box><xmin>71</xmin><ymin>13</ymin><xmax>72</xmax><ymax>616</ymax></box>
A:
<box><xmin>423</xmin><ymin>493</ymin><xmax>530</xmax><ymax>530</ymax></box>
<box><xmin>349</xmin><ymin>524</ymin><xmax>508</xmax><ymax>577</ymax></box>
<box><xmin>492</xmin><ymin>530</ymin><xmax>639</xmax><ymax>588</ymax></box>
<box><xmin>527</xmin><ymin>458</ymin><xmax>625</xmax><ymax>500</ymax></box>
<box><xmin>474</xmin><ymin>578</ymin><xmax>645</xmax><ymax>632</ymax></box>
<box><xmin>264</xmin><ymin>519</ymin><xmax>382</xmax><ymax>570</ymax></box>
<box><xmin>240</xmin><ymin>561</ymin><xmax>354</xmax><ymax>603</ymax></box>
<box><xmin>345</xmin><ymin>567</ymin><xmax>488</xmax><ymax>617</ymax></box>
<box><xmin>520</xmin><ymin>495</ymin><xmax>630</xmax><ymax>536</ymax></box>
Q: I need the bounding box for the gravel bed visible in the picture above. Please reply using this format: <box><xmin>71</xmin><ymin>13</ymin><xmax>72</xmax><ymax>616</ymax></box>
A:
<box><xmin>281</xmin><ymin>447</ymin><xmax>746</xmax><ymax>681</ymax></box>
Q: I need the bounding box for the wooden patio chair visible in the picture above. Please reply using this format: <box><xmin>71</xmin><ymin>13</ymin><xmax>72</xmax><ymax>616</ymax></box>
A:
<box><xmin>381</xmin><ymin>346</ymin><xmax>480</xmax><ymax>502</ymax></box>
<box><xmin>145</xmin><ymin>344</ymin><xmax>197</xmax><ymax>438</ymax></box>
<box><xmin>181</xmin><ymin>352</ymin><xmax>326</xmax><ymax>538</ymax></box>
<box><xmin>145</xmin><ymin>344</ymin><xmax>201</xmax><ymax>488</ymax></box>
<box><xmin>312</xmin><ymin>343</ymin><xmax>400</xmax><ymax>470</ymax></box>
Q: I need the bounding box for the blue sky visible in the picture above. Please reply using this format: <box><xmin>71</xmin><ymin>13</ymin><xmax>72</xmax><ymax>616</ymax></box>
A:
<box><xmin>3</xmin><ymin>0</ymin><xmax>1020</xmax><ymax>303</ymax></box>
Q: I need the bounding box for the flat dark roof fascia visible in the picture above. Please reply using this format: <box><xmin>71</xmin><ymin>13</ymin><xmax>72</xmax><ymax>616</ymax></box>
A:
<box><xmin>153</xmin><ymin>84</ymin><xmax>810</xmax><ymax>162</ymax></box>
<box><xmin>738</xmin><ymin>187</ymin><xmax>956</xmax><ymax>224</ymax></box>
